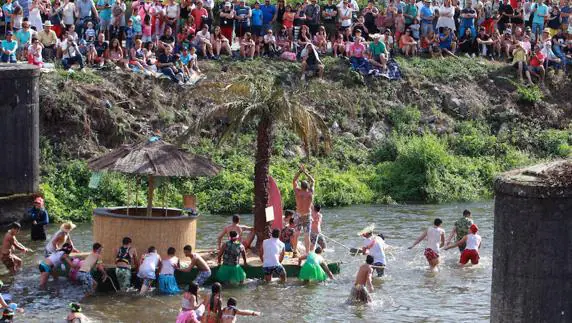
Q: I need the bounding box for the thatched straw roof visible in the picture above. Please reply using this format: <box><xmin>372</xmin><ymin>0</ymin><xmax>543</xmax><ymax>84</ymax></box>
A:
<box><xmin>88</xmin><ymin>139</ymin><xmax>221</xmax><ymax>177</ymax></box>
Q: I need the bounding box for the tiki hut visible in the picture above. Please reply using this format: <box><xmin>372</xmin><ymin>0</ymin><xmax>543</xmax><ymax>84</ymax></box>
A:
<box><xmin>87</xmin><ymin>137</ymin><xmax>221</xmax><ymax>263</ymax></box>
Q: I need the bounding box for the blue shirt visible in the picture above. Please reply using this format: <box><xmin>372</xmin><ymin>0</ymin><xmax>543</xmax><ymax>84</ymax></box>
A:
<box><xmin>16</xmin><ymin>0</ymin><xmax>29</xmax><ymax>18</ymax></box>
<box><xmin>251</xmin><ymin>8</ymin><xmax>263</xmax><ymax>26</ymax></box>
<box><xmin>260</xmin><ymin>4</ymin><xmax>276</xmax><ymax>24</ymax></box>
<box><xmin>461</xmin><ymin>7</ymin><xmax>475</xmax><ymax>28</ymax></box>
<box><xmin>2</xmin><ymin>3</ymin><xmax>14</xmax><ymax>23</ymax></box>
<box><xmin>439</xmin><ymin>32</ymin><xmax>452</xmax><ymax>49</ymax></box>
<box><xmin>561</xmin><ymin>5</ymin><xmax>571</xmax><ymax>25</ymax></box>
<box><xmin>1</xmin><ymin>39</ymin><xmax>18</xmax><ymax>52</ymax></box>
<box><xmin>97</xmin><ymin>0</ymin><xmax>115</xmax><ymax>21</ymax></box>
<box><xmin>235</xmin><ymin>5</ymin><xmax>250</xmax><ymax>25</ymax></box>
<box><xmin>29</xmin><ymin>207</ymin><xmax>50</xmax><ymax>225</ymax></box>
<box><xmin>15</xmin><ymin>29</ymin><xmax>32</xmax><ymax>45</ymax></box>
<box><xmin>532</xmin><ymin>3</ymin><xmax>548</xmax><ymax>25</ymax></box>
<box><xmin>420</xmin><ymin>5</ymin><xmax>433</xmax><ymax>23</ymax></box>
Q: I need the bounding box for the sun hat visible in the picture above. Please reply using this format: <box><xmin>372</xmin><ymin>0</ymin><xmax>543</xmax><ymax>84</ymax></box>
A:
<box><xmin>370</xmin><ymin>33</ymin><xmax>382</xmax><ymax>40</ymax></box>
<box><xmin>43</xmin><ymin>20</ymin><xmax>53</xmax><ymax>27</ymax></box>
<box><xmin>60</xmin><ymin>222</ymin><xmax>77</xmax><ymax>233</ymax></box>
<box><xmin>358</xmin><ymin>224</ymin><xmax>375</xmax><ymax>236</ymax></box>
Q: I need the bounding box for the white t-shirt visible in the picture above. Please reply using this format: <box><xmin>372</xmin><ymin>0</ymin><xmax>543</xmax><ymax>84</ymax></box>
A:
<box><xmin>159</xmin><ymin>257</ymin><xmax>178</xmax><ymax>275</ymax></box>
<box><xmin>340</xmin><ymin>7</ymin><xmax>352</xmax><ymax>27</ymax></box>
<box><xmin>426</xmin><ymin>226</ymin><xmax>445</xmax><ymax>252</ymax></box>
<box><xmin>262</xmin><ymin>238</ymin><xmax>285</xmax><ymax>267</ymax></box>
<box><xmin>362</xmin><ymin>236</ymin><xmax>386</xmax><ymax>265</ymax></box>
<box><xmin>465</xmin><ymin>233</ymin><xmax>481</xmax><ymax>250</ymax></box>
<box><xmin>140</xmin><ymin>252</ymin><xmax>160</xmax><ymax>272</ymax></box>
<box><xmin>63</xmin><ymin>3</ymin><xmax>76</xmax><ymax>25</ymax></box>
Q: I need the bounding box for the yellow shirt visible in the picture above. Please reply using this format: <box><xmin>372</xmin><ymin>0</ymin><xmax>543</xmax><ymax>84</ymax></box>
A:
<box><xmin>512</xmin><ymin>48</ymin><xmax>527</xmax><ymax>63</ymax></box>
<box><xmin>37</xmin><ymin>30</ymin><xmax>58</xmax><ymax>46</ymax></box>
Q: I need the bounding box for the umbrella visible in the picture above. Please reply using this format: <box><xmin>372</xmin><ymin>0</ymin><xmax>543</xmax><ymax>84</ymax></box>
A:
<box><xmin>88</xmin><ymin>137</ymin><xmax>221</xmax><ymax>216</ymax></box>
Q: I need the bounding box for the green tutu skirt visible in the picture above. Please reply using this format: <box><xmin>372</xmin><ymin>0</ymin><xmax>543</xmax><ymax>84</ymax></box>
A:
<box><xmin>216</xmin><ymin>264</ymin><xmax>246</xmax><ymax>284</ymax></box>
<box><xmin>299</xmin><ymin>263</ymin><xmax>327</xmax><ymax>281</ymax></box>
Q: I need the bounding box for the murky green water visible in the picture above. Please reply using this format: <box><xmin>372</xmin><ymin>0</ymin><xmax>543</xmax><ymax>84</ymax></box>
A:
<box><xmin>3</xmin><ymin>201</ymin><xmax>493</xmax><ymax>322</ymax></box>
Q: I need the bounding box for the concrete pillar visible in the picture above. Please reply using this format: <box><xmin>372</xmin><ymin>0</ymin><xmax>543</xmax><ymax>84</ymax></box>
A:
<box><xmin>0</xmin><ymin>65</ymin><xmax>40</xmax><ymax>223</ymax></box>
<box><xmin>491</xmin><ymin>160</ymin><xmax>572</xmax><ymax>323</ymax></box>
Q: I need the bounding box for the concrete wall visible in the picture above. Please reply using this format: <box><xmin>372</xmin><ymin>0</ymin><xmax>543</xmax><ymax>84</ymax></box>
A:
<box><xmin>491</xmin><ymin>161</ymin><xmax>572</xmax><ymax>323</ymax></box>
<box><xmin>0</xmin><ymin>65</ymin><xmax>40</xmax><ymax>224</ymax></box>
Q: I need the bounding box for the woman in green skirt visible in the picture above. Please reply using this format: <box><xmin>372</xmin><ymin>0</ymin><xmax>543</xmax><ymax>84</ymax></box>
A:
<box><xmin>216</xmin><ymin>231</ymin><xmax>248</xmax><ymax>284</ymax></box>
<box><xmin>298</xmin><ymin>247</ymin><xmax>335</xmax><ymax>283</ymax></box>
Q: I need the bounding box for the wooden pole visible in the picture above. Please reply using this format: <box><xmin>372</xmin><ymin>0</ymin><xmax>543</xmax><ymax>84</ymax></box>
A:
<box><xmin>135</xmin><ymin>176</ymin><xmax>139</xmax><ymax>210</ymax></box>
<box><xmin>147</xmin><ymin>175</ymin><xmax>154</xmax><ymax>217</ymax></box>
<box><xmin>127</xmin><ymin>176</ymin><xmax>131</xmax><ymax>216</ymax></box>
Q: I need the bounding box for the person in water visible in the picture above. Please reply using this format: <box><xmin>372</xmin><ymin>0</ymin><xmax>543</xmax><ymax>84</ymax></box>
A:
<box><xmin>280</xmin><ymin>213</ymin><xmax>299</xmax><ymax>253</ymax></box>
<box><xmin>113</xmin><ymin>237</ymin><xmax>138</xmax><ymax>291</ymax></box>
<box><xmin>39</xmin><ymin>243</ymin><xmax>74</xmax><ymax>289</ymax></box>
<box><xmin>138</xmin><ymin>246</ymin><xmax>161</xmax><ymax>295</ymax></box>
<box><xmin>201</xmin><ymin>282</ymin><xmax>223</xmax><ymax>323</ymax></box>
<box><xmin>158</xmin><ymin>247</ymin><xmax>181</xmax><ymax>295</ymax></box>
<box><xmin>177</xmin><ymin>282</ymin><xmax>204</xmax><ymax>323</ymax></box>
<box><xmin>260</xmin><ymin>229</ymin><xmax>286</xmax><ymax>283</ymax></box>
<box><xmin>44</xmin><ymin>222</ymin><xmax>79</xmax><ymax>257</ymax></box>
<box><xmin>28</xmin><ymin>197</ymin><xmax>49</xmax><ymax>241</ymax></box>
<box><xmin>66</xmin><ymin>302</ymin><xmax>88</xmax><ymax>323</ymax></box>
<box><xmin>1</xmin><ymin>222</ymin><xmax>30</xmax><ymax>275</ymax></box>
<box><xmin>292</xmin><ymin>164</ymin><xmax>315</xmax><ymax>257</ymax></box>
<box><xmin>179</xmin><ymin>245</ymin><xmax>211</xmax><ymax>286</ymax></box>
<box><xmin>309</xmin><ymin>205</ymin><xmax>326</xmax><ymax>251</ymax></box>
<box><xmin>216</xmin><ymin>231</ymin><xmax>248</xmax><ymax>285</ymax></box>
<box><xmin>360</xmin><ymin>224</ymin><xmax>387</xmax><ymax>277</ymax></box>
<box><xmin>220</xmin><ymin>297</ymin><xmax>261</xmax><ymax>322</ymax></box>
<box><xmin>78</xmin><ymin>242</ymin><xmax>108</xmax><ymax>297</ymax></box>
<box><xmin>347</xmin><ymin>255</ymin><xmax>374</xmax><ymax>304</ymax></box>
<box><xmin>446</xmin><ymin>209</ymin><xmax>474</xmax><ymax>253</ymax></box>
<box><xmin>298</xmin><ymin>246</ymin><xmax>334</xmax><ymax>283</ymax></box>
<box><xmin>409</xmin><ymin>218</ymin><xmax>446</xmax><ymax>271</ymax></box>
<box><xmin>216</xmin><ymin>215</ymin><xmax>254</xmax><ymax>250</ymax></box>
<box><xmin>445</xmin><ymin>224</ymin><xmax>482</xmax><ymax>266</ymax></box>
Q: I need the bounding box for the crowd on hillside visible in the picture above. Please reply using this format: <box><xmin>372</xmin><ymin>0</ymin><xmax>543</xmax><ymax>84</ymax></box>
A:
<box><xmin>0</xmin><ymin>0</ymin><xmax>571</xmax><ymax>84</ymax></box>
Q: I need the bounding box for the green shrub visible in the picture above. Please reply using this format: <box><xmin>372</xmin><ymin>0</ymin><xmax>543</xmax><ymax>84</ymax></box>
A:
<box><xmin>516</xmin><ymin>84</ymin><xmax>544</xmax><ymax>103</ymax></box>
<box><xmin>538</xmin><ymin>129</ymin><xmax>572</xmax><ymax>158</ymax></box>
<box><xmin>371</xmin><ymin>138</ymin><xmax>398</xmax><ymax>163</ymax></box>
<box><xmin>388</xmin><ymin>105</ymin><xmax>421</xmax><ymax>135</ymax></box>
<box><xmin>450</xmin><ymin>121</ymin><xmax>498</xmax><ymax>157</ymax></box>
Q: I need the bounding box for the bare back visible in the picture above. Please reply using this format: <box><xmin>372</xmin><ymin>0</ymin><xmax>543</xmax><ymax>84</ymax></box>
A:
<box><xmin>191</xmin><ymin>252</ymin><xmax>209</xmax><ymax>271</ymax></box>
<box><xmin>294</xmin><ymin>188</ymin><xmax>314</xmax><ymax>215</ymax></box>
<box><xmin>354</xmin><ymin>264</ymin><xmax>372</xmax><ymax>286</ymax></box>
<box><xmin>1</xmin><ymin>232</ymin><xmax>14</xmax><ymax>255</ymax></box>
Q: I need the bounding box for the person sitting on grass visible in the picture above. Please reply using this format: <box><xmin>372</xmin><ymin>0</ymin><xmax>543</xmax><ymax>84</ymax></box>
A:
<box><xmin>438</xmin><ymin>27</ymin><xmax>457</xmax><ymax>57</ymax></box>
<box><xmin>263</xmin><ymin>29</ymin><xmax>279</xmax><ymax>57</ymax></box>
<box><xmin>332</xmin><ymin>32</ymin><xmax>345</xmax><ymax>58</ymax></box>
<box><xmin>313</xmin><ymin>25</ymin><xmax>328</xmax><ymax>54</ymax></box>
<box><xmin>211</xmin><ymin>26</ymin><xmax>231</xmax><ymax>58</ymax></box>
<box><xmin>348</xmin><ymin>29</ymin><xmax>368</xmax><ymax>69</ymax></box>
<box><xmin>196</xmin><ymin>24</ymin><xmax>215</xmax><ymax>59</ymax></box>
<box><xmin>528</xmin><ymin>45</ymin><xmax>546</xmax><ymax>87</ymax></box>
<box><xmin>220</xmin><ymin>297</ymin><xmax>261</xmax><ymax>323</ymax></box>
<box><xmin>300</xmin><ymin>42</ymin><xmax>324</xmax><ymax>81</ymax></box>
<box><xmin>399</xmin><ymin>28</ymin><xmax>418</xmax><ymax>57</ymax></box>
<box><xmin>157</xmin><ymin>44</ymin><xmax>185</xmax><ymax>84</ymax></box>
<box><xmin>240</xmin><ymin>32</ymin><xmax>256</xmax><ymax>59</ymax></box>
<box><xmin>458</xmin><ymin>28</ymin><xmax>477</xmax><ymax>57</ymax></box>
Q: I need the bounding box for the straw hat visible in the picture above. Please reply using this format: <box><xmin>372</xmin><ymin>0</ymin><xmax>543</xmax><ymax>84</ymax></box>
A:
<box><xmin>370</xmin><ymin>33</ymin><xmax>382</xmax><ymax>40</ymax></box>
<box><xmin>60</xmin><ymin>222</ymin><xmax>77</xmax><ymax>233</ymax></box>
<box><xmin>43</xmin><ymin>20</ymin><xmax>53</xmax><ymax>27</ymax></box>
<box><xmin>357</xmin><ymin>223</ymin><xmax>375</xmax><ymax>236</ymax></box>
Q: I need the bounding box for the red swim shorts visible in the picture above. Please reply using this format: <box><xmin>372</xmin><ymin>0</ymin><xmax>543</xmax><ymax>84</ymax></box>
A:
<box><xmin>460</xmin><ymin>249</ymin><xmax>480</xmax><ymax>265</ymax></box>
<box><xmin>424</xmin><ymin>248</ymin><xmax>439</xmax><ymax>262</ymax></box>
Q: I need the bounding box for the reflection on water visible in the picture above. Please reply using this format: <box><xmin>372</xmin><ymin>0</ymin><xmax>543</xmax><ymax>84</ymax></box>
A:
<box><xmin>3</xmin><ymin>202</ymin><xmax>493</xmax><ymax>322</ymax></box>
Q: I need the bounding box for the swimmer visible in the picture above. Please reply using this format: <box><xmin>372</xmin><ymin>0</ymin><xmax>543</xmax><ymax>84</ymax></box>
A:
<box><xmin>1</xmin><ymin>223</ymin><xmax>30</xmax><ymax>275</ymax></box>
<box><xmin>39</xmin><ymin>243</ymin><xmax>74</xmax><ymax>289</ymax></box>
<box><xmin>220</xmin><ymin>297</ymin><xmax>261</xmax><ymax>323</ymax></box>
<box><xmin>445</xmin><ymin>224</ymin><xmax>482</xmax><ymax>266</ymax></box>
<box><xmin>408</xmin><ymin>218</ymin><xmax>446</xmax><ymax>272</ymax></box>
<box><xmin>347</xmin><ymin>255</ymin><xmax>374</xmax><ymax>304</ymax></box>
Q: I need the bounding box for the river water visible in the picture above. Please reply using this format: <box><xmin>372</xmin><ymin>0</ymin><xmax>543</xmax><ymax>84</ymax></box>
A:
<box><xmin>4</xmin><ymin>201</ymin><xmax>493</xmax><ymax>322</ymax></box>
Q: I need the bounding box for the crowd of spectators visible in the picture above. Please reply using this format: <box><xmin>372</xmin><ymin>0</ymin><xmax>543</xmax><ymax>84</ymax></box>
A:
<box><xmin>1</xmin><ymin>0</ymin><xmax>570</xmax><ymax>85</ymax></box>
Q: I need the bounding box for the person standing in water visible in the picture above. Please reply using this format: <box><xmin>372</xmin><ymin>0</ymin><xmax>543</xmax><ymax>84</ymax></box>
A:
<box><xmin>298</xmin><ymin>246</ymin><xmax>335</xmax><ymax>283</ymax></box>
<box><xmin>77</xmin><ymin>242</ymin><xmax>108</xmax><ymax>297</ymax></box>
<box><xmin>408</xmin><ymin>218</ymin><xmax>446</xmax><ymax>271</ymax></box>
<box><xmin>39</xmin><ymin>243</ymin><xmax>74</xmax><ymax>289</ymax></box>
<box><xmin>138</xmin><ymin>246</ymin><xmax>161</xmax><ymax>295</ymax></box>
<box><xmin>113</xmin><ymin>237</ymin><xmax>138</xmax><ymax>291</ymax></box>
<box><xmin>280</xmin><ymin>212</ymin><xmax>299</xmax><ymax>253</ymax></box>
<box><xmin>1</xmin><ymin>223</ymin><xmax>30</xmax><ymax>275</ymax></box>
<box><xmin>292</xmin><ymin>164</ymin><xmax>315</xmax><ymax>257</ymax></box>
<box><xmin>216</xmin><ymin>215</ymin><xmax>254</xmax><ymax>250</ymax></box>
<box><xmin>44</xmin><ymin>222</ymin><xmax>79</xmax><ymax>257</ymax></box>
<box><xmin>260</xmin><ymin>229</ymin><xmax>286</xmax><ymax>283</ymax></box>
<box><xmin>28</xmin><ymin>197</ymin><xmax>49</xmax><ymax>241</ymax></box>
<box><xmin>220</xmin><ymin>297</ymin><xmax>261</xmax><ymax>322</ymax></box>
<box><xmin>446</xmin><ymin>209</ymin><xmax>474</xmax><ymax>252</ymax></box>
<box><xmin>216</xmin><ymin>231</ymin><xmax>247</xmax><ymax>285</ymax></box>
<box><xmin>359</xmin><ymin>224</ymin><xmax>387</xmax><ymax>277</ymax></box>
<box><xmin>309</xmin><ymin>205</ymin><xmax>326</xmax><ymax>251</ymax></box>
<box><xmin>201</xmin><ymin>282</ymin><xmax>223</xmax><ymax>323</ymax></box>
<box><xmin>66</xmin><ymin>303</ymin><xmax>88</xmax><ymax>323</ymax></box>
<box><xmin>179</xmin><ymin>245</ymin><xmax>212</xmax><ymax>286</ymax></box>
<box><xmin>347</xmin><ymin>255</ymin><xmax>374</xmax><ymax>304</ymax></box>
<box><xmin>445</xmin><ymin>224</ymin><xmax>482</xmax><ymax>266</ymax></box>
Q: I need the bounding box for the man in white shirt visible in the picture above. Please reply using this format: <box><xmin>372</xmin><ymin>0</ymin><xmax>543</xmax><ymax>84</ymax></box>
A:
<box><xmin>260</xmin><ymin>229</ymin><xmax>286</xmax><ymax>283</ymax></box>
<box><xmin>61</xmin><ymin>35</ymin><xmax>85</xmax><ymax>70</ymax></box>
<box><xmin>361</xmin><ymin>228</ymin><xmax>387</xmax><ymax>277</ymax></box>
<box><xmin>408</xmin><ymin>218</ymin><xmax>445</xmax><ymax>271</ymax></box>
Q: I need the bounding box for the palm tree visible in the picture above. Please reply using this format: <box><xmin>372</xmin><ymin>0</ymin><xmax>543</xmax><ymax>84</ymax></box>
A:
<box><xmin>195</xmin><ymin>76</ymin><xmax>331</xmax><ymax>248</ymax></box>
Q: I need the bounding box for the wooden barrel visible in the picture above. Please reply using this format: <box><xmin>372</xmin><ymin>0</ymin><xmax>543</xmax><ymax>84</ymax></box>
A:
<box><xmin>93</xmin><ymin>207</ymin><xmax>198</xmax><ymax>264</ymax></box>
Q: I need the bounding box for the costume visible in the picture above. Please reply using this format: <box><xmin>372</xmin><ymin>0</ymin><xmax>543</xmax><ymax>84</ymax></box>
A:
<box><xmin>216</xmin><ymin>240</ymin><xmax>246</xmax><ymax>284</ymax></box>
<box><xmin>158</xmin><ymin>257</ymin><xmax>181</xmax><ymax>295</ymax></box>
<box><xmin>299</xmin><ymin>252</ymin><xmax>327</xmax><ymax>281</ymax></box>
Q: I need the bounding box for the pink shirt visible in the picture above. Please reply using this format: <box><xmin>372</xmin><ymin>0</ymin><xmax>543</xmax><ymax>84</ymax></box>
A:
<box><xmin>350</xmin><ymin>42</ymin><xmax>366</xmax><ymax>58</ymax></box>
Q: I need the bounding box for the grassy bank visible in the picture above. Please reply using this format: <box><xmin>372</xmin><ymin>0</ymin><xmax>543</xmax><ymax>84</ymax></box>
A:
<box><xmin>38</xmin><ymin>56</ymin><xmax>572</xmax><ymax>222</ymax></box>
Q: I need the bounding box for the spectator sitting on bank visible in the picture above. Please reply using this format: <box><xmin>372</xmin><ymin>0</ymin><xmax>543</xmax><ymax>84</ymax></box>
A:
<box><xmin>157</xmin><ymin>44</ymin><xmax>185</xmax><ymax>84</ymax></box>
<box><xmin>263</xmin><ymin>28</ymin><xmax>279</xmax><ymax>57</ymax></box>
<box><xmin>300</xmin><ymin>42</ymin><xmax>324</xmax><ymax>81</ymax></box>
<box><xmin>37</xmin><ymin>20</ymin><xmax>57</xmax><ymax>61</ymax></box>
<box><xmin>348</xmin><ymin>29</ymin><xmax>367</xmax><ymax>69</ymax></box>
<box><xmin>332</xmin><ymin>32</ymin><xmax>345</xmax><ymax>57</ymax></box>
<box><xmin>368</xmin><ymin>33</ymin><xmax>388</xmax><ymax>71</ymax></box>
<box><xmin>196</xmin><ymin>24</ymin><xmax>214</xmax><ymax>59</ymax></box>
<box><xmin>109</xmin><ymin>37</ymin><xmax>127</xmax><ymax>69</ymax></box>
<box><xmin>27</xmin><ymin>36</ymin><xmax>44</xmax><ymax>67</ymax></box>
<box><xmin>211</xmin><ymin>26</ymin><xmax>231</xmax><ymax>58</ymax></box>
<box><xmin>1</xmin><ymin>31</ymin><xmax>18</xmax><ymax>63</ymax></box>
<box><xmin>399</xmin><ymin>28</ymin><xmax>417</xmax><ymax>56</ymax></box>
<box><xmin>87</xmin><ymin>32</ymin><xmax>109</xmax><ymax>67</ymax></box>
<box><xmin>458</xmin><ymin>28</ymin><xmax>477</xmax><ymax>58</ymax></box>
<box><xmin>240</xmin><ymin>32</ymin><xmax>256</xmax><ymax>59</ymax></box>
<box><xmin>61</xmin><ymin>34</ymin><xmax>84</xmax><ymax>70</ymax></box>
<box><xmin>313</xmin><ymin>25</ymin><xmax>328</xmax><ymax>54</ymax></box>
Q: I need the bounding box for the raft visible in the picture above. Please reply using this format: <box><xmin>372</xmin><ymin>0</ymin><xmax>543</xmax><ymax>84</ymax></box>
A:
<box><xmin>59</xmin><ymin>250</ymin><xmax>341</xmax><ymax>292</ymax></box>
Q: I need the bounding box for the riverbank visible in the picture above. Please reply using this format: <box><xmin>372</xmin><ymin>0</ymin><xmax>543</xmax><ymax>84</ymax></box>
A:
<box><xmin>38</xmin><ymin>57</ymin><xmax>571</xmax><ymax>222</ymax></box>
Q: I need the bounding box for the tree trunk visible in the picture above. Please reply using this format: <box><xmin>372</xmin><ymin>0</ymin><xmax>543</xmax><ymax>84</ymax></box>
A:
<box><xmin>253</xmin><ymin>115</ymin><xmax>273</xmax><ymax>250</ymax></box>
